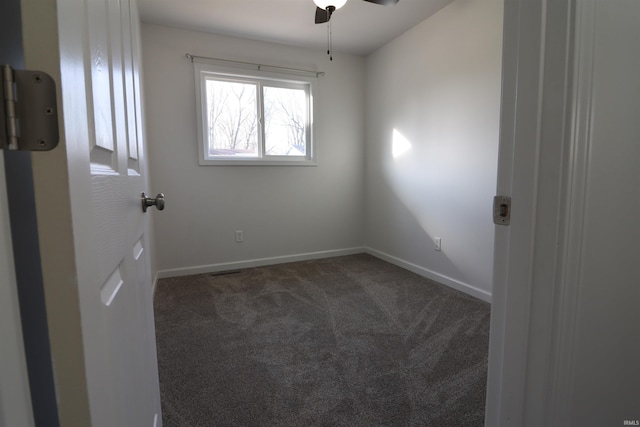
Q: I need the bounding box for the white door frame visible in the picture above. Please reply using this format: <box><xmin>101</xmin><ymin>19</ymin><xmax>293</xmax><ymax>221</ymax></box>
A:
<box><xmin>0</xmin><ymin>153</ymin><xmax>34</xmax><ymax>427</ymax></box>
<box><xmin>485</xmin><ymin>0</ymin><xmax>576</xmax><ymax>425</ymax></box>
<box><xmin>1</xmin><ymin>0</ymin><xmax>41</xmax><ymax>423</ymax></box>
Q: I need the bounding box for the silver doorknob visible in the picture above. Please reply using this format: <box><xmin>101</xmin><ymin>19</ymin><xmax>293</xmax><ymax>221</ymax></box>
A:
<box><xmin>141</xmin><ymin>192</ymin><xmax>165</xmax><ymax>213</ymax></box>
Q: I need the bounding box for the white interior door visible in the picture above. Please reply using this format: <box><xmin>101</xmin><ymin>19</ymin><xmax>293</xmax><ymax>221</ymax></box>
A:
<box><xmin>56</xmin><ymin>0</ymin><xmax>161</xmax><ymax>425</ymax></box>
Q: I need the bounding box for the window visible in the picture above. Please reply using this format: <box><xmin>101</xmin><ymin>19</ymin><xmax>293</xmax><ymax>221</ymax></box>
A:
<box><xmin>194</xmin><ymin>61</ymin><xmax>316</xmax><ymax>165</ymax></box>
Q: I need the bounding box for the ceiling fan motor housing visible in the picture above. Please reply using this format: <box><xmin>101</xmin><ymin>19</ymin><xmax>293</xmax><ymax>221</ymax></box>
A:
<box><xmin>313</xmin><ymin>0</ymin><xmax>399</xmax><ymax>24</ymax></box>
<box><xmin>313</xmin><ymin>0</ymin><xmax>348</xmax><ymax>10</ymax></box>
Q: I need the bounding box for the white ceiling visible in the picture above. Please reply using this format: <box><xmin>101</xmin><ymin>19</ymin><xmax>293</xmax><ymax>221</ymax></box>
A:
<box><xmin>137</xmin><ymin>0</ymin><xmax>454</xmax><ymax>57</ymax></box>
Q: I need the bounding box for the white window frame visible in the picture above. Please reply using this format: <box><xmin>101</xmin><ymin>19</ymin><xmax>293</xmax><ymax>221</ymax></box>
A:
<box><xmin>194</xmin><ymin>60</ymin><xmax>316</xmax><ymax>166</ymax></box>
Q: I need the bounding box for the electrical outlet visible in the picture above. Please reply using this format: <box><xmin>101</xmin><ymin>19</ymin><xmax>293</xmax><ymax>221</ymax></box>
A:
<box><xmin>434</xmin><ymin>237</ymin><xmax>442</xmax><ymax>251</ymax></box>
<box><xmin>235</xmin><ymin>230</ymin><xmax>243</xmax><ymax>243</ymax></box>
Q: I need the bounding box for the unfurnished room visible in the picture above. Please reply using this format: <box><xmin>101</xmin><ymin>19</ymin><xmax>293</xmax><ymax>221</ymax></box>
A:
<box><xmin>1</xmin><ymin>0</ymin><xmax>638</xmax><ymax>426</ymax></box>
<box><xmin>142</xmin><ymin>0</ymin><xmax>500</xmax><ymax>424</ymax></box>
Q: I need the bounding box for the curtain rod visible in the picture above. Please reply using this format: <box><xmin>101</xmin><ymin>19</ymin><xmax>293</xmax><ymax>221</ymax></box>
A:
<box><xmin>185</xmin><ymin>53</ymin><xmax>325</xmax><ymax>78</ymax></box>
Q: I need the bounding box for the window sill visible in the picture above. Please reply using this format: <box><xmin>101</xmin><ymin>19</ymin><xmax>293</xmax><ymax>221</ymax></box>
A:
<box><xmin>199</xmin><ymin>158</ymin><xmax>317</xmax><ymax>167</ymax></box>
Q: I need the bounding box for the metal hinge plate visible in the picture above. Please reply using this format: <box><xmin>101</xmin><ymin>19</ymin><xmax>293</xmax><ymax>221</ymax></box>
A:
<box><xmin>1</xmin><ymin>64</ymin><xmax>59</xmax><ymax>151</ymax></box>
<box><xmin>493</xmin><ymin>195</ymin><xmax>511</xmax><ymax>225</ymax></box>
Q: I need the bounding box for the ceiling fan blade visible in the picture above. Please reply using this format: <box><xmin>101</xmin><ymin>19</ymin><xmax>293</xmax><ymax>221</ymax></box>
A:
<box><xmin>315</xmin><ymin>6</ymin><xmax>331</xmax><ymax>24</ymax></box>
<box><xmin>362</xmin><ymin>0</ymin><xmax>400</xmax><ymax>5</ymax></box>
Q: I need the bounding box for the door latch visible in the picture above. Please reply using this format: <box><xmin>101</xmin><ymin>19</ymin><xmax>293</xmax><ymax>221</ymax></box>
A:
<box><xmin>493</xmin><ymin>196</ymin><xmax>511</xmax><ymax>225</ymax></box>
<box><xmin>1</xmin><ymin>64</ymin><xmax>59</xmax><ymax>151</ymax></box>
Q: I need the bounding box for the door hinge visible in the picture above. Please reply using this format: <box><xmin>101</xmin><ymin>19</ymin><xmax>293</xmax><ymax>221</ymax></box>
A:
<box><xmin>493</xmin><ymin>195</ymin><xmax>511</xmax><ymax>225</ymax></box>
<box><xmin>1</xmin><ymin>64</ymin><xmax>59</xmax><ymax>151</ymax></box>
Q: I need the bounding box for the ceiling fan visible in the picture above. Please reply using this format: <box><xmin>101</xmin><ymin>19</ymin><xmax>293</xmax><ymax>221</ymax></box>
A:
<box><xmin>313</xmin><ymin>0</ymin><xmax>399</xmax><ymax>24</ymax></box>
<box><xmin>313</xmin><ymin>0</ymin><xmax>399</xmax><ymax>60</ymax></box>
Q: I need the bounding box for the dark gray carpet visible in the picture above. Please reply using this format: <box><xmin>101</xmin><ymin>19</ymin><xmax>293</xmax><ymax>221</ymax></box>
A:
<box><xmin>154</xmin><ymin>254</ymin><xmax>490</xmax><ymax>426</ymax></box>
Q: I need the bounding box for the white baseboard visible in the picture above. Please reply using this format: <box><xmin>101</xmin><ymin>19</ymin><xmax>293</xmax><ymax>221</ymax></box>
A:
<box><xmin>153</xmin><ymin>246</ymin><xmax>491</xmax><ymax>303</ymax></box>
<box><xmin>154</xmin><ymin>247</ymin><xmax>365</xmax><ymax>280</ymax></box>
<box><xmin>152</xmin><ymin>271</ymin><xmax>160</xmax><ymax>297</ymax></box>
<box><xmin>364</xmin><ymin>247</ymin><xmax>492</xmax><ymax>303</ymax></box>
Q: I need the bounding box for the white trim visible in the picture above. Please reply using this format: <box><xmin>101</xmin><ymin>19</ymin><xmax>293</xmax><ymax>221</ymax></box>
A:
<box><xmin>485</xmin><ymin>0</ymin><xmax>547</xmax><ymax>424</ymax></box>
<box><xmin>154</xmin><ymin>247</ymin><xmax>491</xmax><ymax>303</ymax></box>
<box><xmin>199</xmin><ymin>158</ymin><xmax>317</xmax><ymax>167</ymax></box>
<box><xmin>152</xmin><ymin>271</ymin><xmax>160</xmax><ymax>297</ymax></box>
<box><xmin>187</xmin><ymin>54</ymin><xmax>325</xmax><ymax>79</ymax></box>
<box><xmin>155</xmin><ymin>247</ymin><xmax>364</xmax><ymax>279</ymax></box>
<box><xmin>546</xmin><ymin>1</ymin><xmax>595</xmax><ymax>423</ymax></box>
<box><xmin>364</xmin><ymin>247</ymin><xmax>492</xmax><ymax>303</ymax></box>
<box><xmin>486</xmin><ymin>0</ymin><xmax>580</xmax><ymax>425</ymax></box>
<box><xmin>193</xmin><ymin>61</ymin><xmax>316</xmax><ymax>166</ymax></box>
<box><xmin>0</xmin><ymin>153</ymin><xmax>35</xmax><ymax>427</ymax></box>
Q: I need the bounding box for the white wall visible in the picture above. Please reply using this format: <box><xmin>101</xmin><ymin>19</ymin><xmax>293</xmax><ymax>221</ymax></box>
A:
<box><xmin>141</xmin><ymin>24</ymin><xmax>366</xmax><ymax>275</ymax></box>
<box><xmin>141</xmin><ymin>0</ymin><xmax>504</xmax><ymax>300</ymax></box>
<box><xmin>363</xmin><ymin>0</ymin><xmax>503</xmax><ymax>301</ymax></box>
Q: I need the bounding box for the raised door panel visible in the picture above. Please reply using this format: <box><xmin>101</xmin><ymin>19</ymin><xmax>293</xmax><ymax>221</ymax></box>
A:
<box><xmin>87</xmin><ymin>0</ymin><xmax>117</xmax><ymax>172</ymax></box>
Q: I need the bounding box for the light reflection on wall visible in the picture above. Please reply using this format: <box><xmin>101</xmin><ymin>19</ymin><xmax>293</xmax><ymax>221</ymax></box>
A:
<box><xmin>392</xmin><ymin>128</ymin><xmax>412</xmax><ymax>159</ymax></box>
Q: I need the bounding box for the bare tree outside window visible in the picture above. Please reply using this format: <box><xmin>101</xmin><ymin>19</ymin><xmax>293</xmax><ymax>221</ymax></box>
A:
<box><xmin>198</xmin><ymin>68</ymin><xmax>313</xmax><ymax>164</ymax></box>
<box><xmin>206</xmin><ymin>80</ymin><xmax>258</xmax><ymax>156</ymax></box>
<box><xmin>264</xmin><ymin>87</ymin><xmax>306</xmax><ymax>156</ymax></box>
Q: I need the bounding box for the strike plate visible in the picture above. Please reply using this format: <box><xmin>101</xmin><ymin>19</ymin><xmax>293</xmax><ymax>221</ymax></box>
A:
<box><xmin>493</xmin><ymin>196</ymin><xmax>511</xmax><ymax>226</ymax></box>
